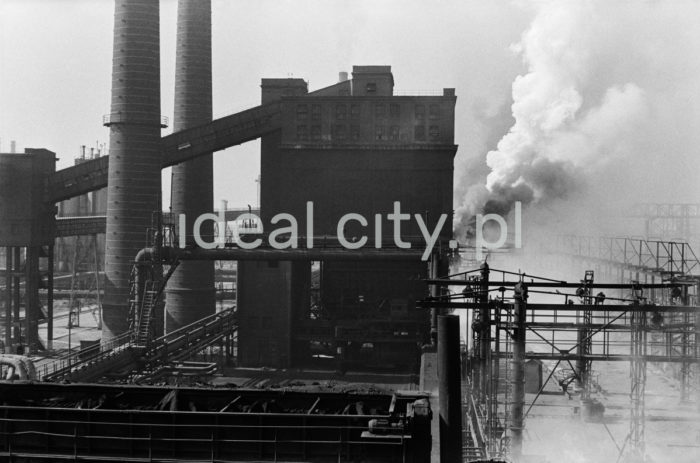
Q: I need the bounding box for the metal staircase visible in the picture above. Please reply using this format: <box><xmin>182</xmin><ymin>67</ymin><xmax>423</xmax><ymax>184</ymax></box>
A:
<box><xmin>135</xmin><ymin>280</ymin><xmax>157</xmax><ymax>346</ymax></box>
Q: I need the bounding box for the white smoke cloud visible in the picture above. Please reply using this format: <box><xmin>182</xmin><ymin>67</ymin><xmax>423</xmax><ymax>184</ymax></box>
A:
<box><xmin>454</xmin><ymin>0</ymin><xmax>700</xmax><ymax>240</ymax></box>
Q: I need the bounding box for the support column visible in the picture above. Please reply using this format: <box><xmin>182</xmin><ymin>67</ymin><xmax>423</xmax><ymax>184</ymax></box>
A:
<box><xmin>479</xmin><ymin>262</ymin><xmax>491</xmax><ymax>403</ymax></box>
<box><xmin>47</xmin><ymin>243</ymin><xmax>54</xmax><ymax>349</ymax></box>
<box><xmin>429</xmin><ymin>257</ymin><xmax>439</xmax><ymax>345</ymax></box>
<box><xmin>629</xmin><ymin>299</ymin><xmax>647</xmax><ymax>459</ymax></box>
<box><xmin>4</xmin><ymin>247</ymin><xmax>11</xmax><ymax>352</ymax></box>
<box><xmin>438</xmin><ymin>314</ymin><xmax>462</xmax><ymax>463</ymax></box>
<box><xmin>12</xmin><ymin>247</ymin><xmax>20</xmax><ymax>345</ymax></box>
<box><xmin>696</xmin><ymin>280</ymin><xmax>700</xmax><ymax>413</ymax></box>
<box><xmin>25</xmin><ymin>246</ymin><xmax>40</xmax><ymax>353</ymax></box>
<box><xmin>510</xmin><ymin>282</ymin><xmax>527</xmax><ymax>462</ymax></box>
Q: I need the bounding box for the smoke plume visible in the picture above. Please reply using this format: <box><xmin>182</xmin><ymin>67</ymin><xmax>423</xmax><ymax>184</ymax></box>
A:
<box><xmin>454</xmin><ymin>0</ymin><xmax>700</xmax><ymax>241</ymax></box>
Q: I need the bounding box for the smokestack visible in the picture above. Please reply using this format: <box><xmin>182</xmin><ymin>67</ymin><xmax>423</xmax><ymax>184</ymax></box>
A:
<box><xmin>10</xmin><ymin>141</ymin><xmax>16</xmax><ymax>153</ymax></box>
<box><xmin>165</xmin><ymin>0</ymin><xmax>215</xmax><ymax>332</ymax></box>
<box><xmin>338</xmin><ymin>71</ymin><xmax>348</xmax><ymax>82</ymax></box>
<box><xmin>102</xmin><ymin>0</ymin><xmax>162</xmax><ymax>342</ymax></box>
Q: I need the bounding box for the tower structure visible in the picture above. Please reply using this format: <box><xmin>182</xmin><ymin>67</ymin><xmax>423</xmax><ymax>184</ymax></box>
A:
<box><xmin>102</xmin><ymin>0</ymin><xmax>163</xmax><ymax>341</ymax></box>
<box><xmin>165</xmin><ymin>0</ymin><xmax>215</xmax><ymax>332</ymax></box>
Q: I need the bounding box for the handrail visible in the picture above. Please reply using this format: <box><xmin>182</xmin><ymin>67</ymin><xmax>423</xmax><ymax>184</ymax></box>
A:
<box><xmin>39</xmin><ymin>307</ymin><xmax>237</xmax><ymax>382</ymax></box>
<box><xmin>39</xmin><ymin>331</ymin><xmax>134</xmax><ymax>381</ymax></box>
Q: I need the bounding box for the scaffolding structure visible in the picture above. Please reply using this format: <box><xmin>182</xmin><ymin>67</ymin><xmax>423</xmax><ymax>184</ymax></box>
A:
<box><xmin>628</xmin><ymin>203</ymin><xmax>700</xmax><ymax>243</ymax></box>
<box><xmin>421</xmin><ymin>262</ymin><xmax>700</xmax><ymax>462</ymax></box>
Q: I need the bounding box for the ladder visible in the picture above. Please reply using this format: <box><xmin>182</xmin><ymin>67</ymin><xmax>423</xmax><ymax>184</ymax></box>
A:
<box><xmin>135</xmin><ymin>281</ymin><xmax>158</xmax><ymax>346</ymax></box>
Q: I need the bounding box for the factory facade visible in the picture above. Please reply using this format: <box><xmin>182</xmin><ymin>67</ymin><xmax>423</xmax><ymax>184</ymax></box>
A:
<box><xmin>237</xmin><ymin>66</ymin><xmax>457</xmax><ymax>371</ymax></box>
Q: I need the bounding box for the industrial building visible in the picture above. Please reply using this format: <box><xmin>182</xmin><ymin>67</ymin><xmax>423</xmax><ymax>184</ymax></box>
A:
<box><xmin>1</xmin><ymin>1</ymin><xmax>699</xmax><ymax>462</ymax></box>
<box><xmin>237</xmin><ymin>67</ymin><xmax>456</xmax><ymax>370</ymax></box>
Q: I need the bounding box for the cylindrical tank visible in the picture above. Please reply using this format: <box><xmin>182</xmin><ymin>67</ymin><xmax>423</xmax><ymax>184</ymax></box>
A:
<box><xmin>165</xmin><ymin>0</ymin><xmax>215</xmax><ymax>332</ymax></box>
<box><xmin>102</xmin><ymin>0</ymin><xmax>162</xmax><ymax>342</ymax></box>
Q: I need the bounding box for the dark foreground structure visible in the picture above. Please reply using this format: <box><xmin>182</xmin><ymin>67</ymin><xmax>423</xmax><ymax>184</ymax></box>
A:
<box><xmin>0</xmin><ymin>382</ymin><xmax>431</xmax><ymax>462</ymax></box>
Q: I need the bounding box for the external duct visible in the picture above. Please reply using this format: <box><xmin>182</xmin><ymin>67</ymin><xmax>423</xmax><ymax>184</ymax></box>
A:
<box><xmin>0</xmin><ymin>354</ymin><xmax>37</xmax><ymax>381</ymax></box>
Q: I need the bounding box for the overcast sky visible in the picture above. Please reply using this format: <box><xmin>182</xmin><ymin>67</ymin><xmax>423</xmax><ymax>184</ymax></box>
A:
<box><xmin>1</xmin><ymin>0</ymin><xmax>699</xmax><ymax>234</ymax></box>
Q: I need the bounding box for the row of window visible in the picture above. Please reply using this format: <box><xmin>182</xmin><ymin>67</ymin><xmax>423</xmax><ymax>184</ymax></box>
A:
<box><xmin>295</xmin><ymin>124</ymin><xmax>441</xmax><ymax>142</ymax></box>
<box><xmin>296</xmin><ymin>103</ymin><xmax>442</xmax><ymax>122</ymax></box>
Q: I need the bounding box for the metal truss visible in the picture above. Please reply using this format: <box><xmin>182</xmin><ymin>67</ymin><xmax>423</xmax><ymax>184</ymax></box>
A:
<box><xmin>554</xmin><ymin>235</ymin><xmax>700</xmax><ymax>278</ymax></box>
<box><xmin>422</xmin><ymin>269</ymin><xmax>700</xmax><ymax>462</ymax></box>
<box><xmin>628</xmin><ymin>203</ymin><xmax>700</xmax><ymax>242</ymax></box>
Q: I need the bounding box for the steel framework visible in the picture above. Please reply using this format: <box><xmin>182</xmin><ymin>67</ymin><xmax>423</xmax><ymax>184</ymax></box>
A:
<box><xmin>420</xmin><ymin>267</ymin><xmax>700</xmax><ymax>462</ymax></box>
<box><xmin>628</xmin><ymin>203</ymin><xmax>700</xmax><ymax>243</ymax></box>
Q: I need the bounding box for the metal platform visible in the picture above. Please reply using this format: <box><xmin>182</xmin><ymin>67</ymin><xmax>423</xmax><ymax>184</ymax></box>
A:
<box><xmin>0</xmin><ymin>383</ymin><xmax>431</xmax><ymax>462</ymax></box>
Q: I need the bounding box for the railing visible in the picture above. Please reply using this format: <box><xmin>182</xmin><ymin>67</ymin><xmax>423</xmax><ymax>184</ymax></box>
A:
<box><xmin>39</xmin><ymin>330</ymin><xmax>134</xmax><ymax>381</ymax></box>
<box><xmin>39</xmin><ymin>306</ymin><xmax>237</xmax><ymax>383</ymax></box>
<box><xmin>393</xmin><ymin>89</ymin><xmax>446</xmax><ymax>96</ymax></box>
<box><xmin>103</xmin><ymin>113</ymin><xmax>169</xmax><ymax>128</ymax></box>
<box><xmin>0</xmin><ymin>413</ymin><xmax>408</xmax><ymax>462</ymax></box>
<box><xmin>143</xmin><ymin>308</ymin><xmax>236</xmax><ymax>364</ymax></box>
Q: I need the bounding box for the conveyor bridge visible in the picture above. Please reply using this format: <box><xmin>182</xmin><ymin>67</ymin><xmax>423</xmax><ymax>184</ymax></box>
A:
<box><xmin>48</xmin><ymin>102</ymin><xmax>281</xmax><ymax>202</ymax></box>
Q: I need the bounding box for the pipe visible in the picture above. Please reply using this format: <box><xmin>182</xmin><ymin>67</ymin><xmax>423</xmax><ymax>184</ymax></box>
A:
<box><xmin>167</xmin><ymin>247</ymin><xmax>424</xmax><ymax>261</ymax></box>
<box><xmin>132</xmin><ymin>246</ymin><xmax>423</xmax><ymax>268</ymax></box>
<box><xmin>438</xmin><ymin>314</ymin><xmax>462</xmax><ymax>462</ymax></box>
<box><xmin>0</xmin><ymin>354</ymin><xmax>36</xmax><ymax>381</ymax></box>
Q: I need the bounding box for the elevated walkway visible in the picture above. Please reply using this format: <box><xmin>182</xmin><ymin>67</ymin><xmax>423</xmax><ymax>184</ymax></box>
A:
<box><xmin>40</xmin><ymin>307</ymin><xmax>236</xmax><ymax>383</ymax></box>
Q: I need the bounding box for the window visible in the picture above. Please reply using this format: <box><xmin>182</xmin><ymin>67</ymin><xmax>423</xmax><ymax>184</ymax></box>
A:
<box><xmin>415</xmin><ymin>104</ymin><xmax>425</xmax><ymax>121</ymax></box>
<box><xmin>375</xmin><ymin>103</ymin><xmax>385</xmax><ymax>117</ymax></box>
<box><xmin>389</xmin><ymin>126</ymin><xmax>400</xmax><ymax>141</ymax></box>
<box><xmin>311</xmin><ymin>104</ymin><xmax>322</xmax><ymax>121</ymax></box>
<box><xmin>335</xmin><ymin>104</ymin><xmax>347</xmax><ymax>120</ymax></box>
<box><xmin>390</xmin><ymin>104</ymin><xmax>400</xmax><ymax>118</ymax></box>
<box><xmin>429</xmin><ymin>125</ymin><xmax>440</xmax><ymax>140</ymax></box>
<box><xmin>429</xmin><ymin>104</ymin><xmax>440</xmax><ymax>120</ymax></box>
<box><xmin>333</xmin><ymin>124</ymin><xmax>347</xmax><ymax>141</ymax></box>
<box><xmin>351</xmin><ymin>104</ymin><xmax>361</xmax><ymax>120</ymax></box>
<box><xmin>415</xmin><ymin>125</ymin><xmax>425</xmax><ymax>141</ymax></box>
<box><xmin>375</xmin><ymin>125</ymin><xmax>386</xmax><ymax>141</ymax></box>
<box><xmin>366</xmin><ymin>82</ymin><xmax>377</xmax><ymax>93</ymax></box>
<box><xmin>350</xmin><ymin>125</ymin><xmax>360</xmax><ymax>140</ymax></box>
<box><xmin>296</xmin><ymin>104</ymin><xmax>308</xmax><ymax>121</ymax></box>
<box><xmin>296</xmin><ymin>125</ymin><xmax>308</xmax><ymax>140</ymax></box>
<box><xmin>311</xmin><ymin>125</ymin><xmax>322</xmax><ymax>141</ymax></box>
